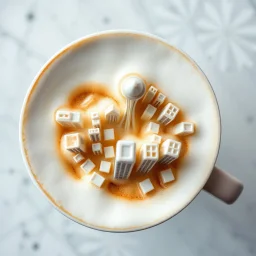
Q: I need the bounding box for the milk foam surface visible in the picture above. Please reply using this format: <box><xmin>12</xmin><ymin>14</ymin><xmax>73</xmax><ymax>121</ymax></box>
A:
<box><xmin>21</xmin><ymin>32</ymin><xmax>220</xmax><ymax>231</ymax></box>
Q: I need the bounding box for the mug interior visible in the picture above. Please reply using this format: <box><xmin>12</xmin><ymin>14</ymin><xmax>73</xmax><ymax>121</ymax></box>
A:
<box><xmin>20</xmin><ymin>31</ymin><xmax>221</xmax><ymax>232</ymax></box>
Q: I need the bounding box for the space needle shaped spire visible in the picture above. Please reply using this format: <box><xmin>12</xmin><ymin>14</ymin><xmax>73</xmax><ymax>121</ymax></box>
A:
<box><xmin>120</xmin><ymin>76</ymin><xmax>146</xmax><ymax>131</ymax></box>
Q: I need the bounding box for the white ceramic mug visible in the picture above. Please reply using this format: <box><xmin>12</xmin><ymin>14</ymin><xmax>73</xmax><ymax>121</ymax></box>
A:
<box><xmin>20</xmin><ymin>30</ymin><xmax>243</xmax><ymax>232</ymax></box>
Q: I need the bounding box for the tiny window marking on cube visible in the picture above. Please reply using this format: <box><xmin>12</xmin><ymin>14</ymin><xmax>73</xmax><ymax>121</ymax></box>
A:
<box><xmin>159</xmin><ymin>94</ymin><xmax>165</xmax><ymax>100</ymax></box>
<box><xmin>173</xmin><ymin>149</ymin><xmax>178</xmax><ymax>155</ymax></box>
<box><xmin>56</xmin><ymin>110</ymin><xmax>71</xmax><ymax>121</ymax></box>
<box><xmin>56</xmin><ymin>110</ymin><xmax>83</xmax><ymax>128</ymax></box>
<box><xmin>150</xmin><ymin>87</ymin><xmax>157</xmax><ymax>93</ymax></box>
<box><xmin>80</xmin><ymin>159</ymin><xmax>95</xmax><ymax>174</ymax></box>
<box><xmin>90</xmin><ymin>172</ymin><xmax>105</xmax><ymax>188</ymax></box>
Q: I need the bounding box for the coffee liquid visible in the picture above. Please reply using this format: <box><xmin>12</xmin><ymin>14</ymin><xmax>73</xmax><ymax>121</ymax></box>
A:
<box><xmin>56</xmin><ymin>81</ymin><xmax>189</xmax><ymax>200</ymax></box>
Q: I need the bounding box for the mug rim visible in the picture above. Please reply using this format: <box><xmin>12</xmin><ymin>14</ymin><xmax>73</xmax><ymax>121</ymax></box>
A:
<box><xmin>19</xmin><ymin>29</ymin><xmax>221</xmax><ymax>233</ymax></box>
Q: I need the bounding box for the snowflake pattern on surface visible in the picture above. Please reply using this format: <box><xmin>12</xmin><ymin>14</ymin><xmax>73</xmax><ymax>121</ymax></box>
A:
<box><xmin>152</xmin><ymin>0</ymin><xmax>200</xmax><ymax>48</ymax></box>
<box><xmin>197</xmin><ymin>0</ymin><xmax>256</xmax><ymax>71</ymax></box>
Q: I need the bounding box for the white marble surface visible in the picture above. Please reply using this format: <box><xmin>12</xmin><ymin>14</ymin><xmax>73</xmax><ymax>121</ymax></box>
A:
<box><xmin>1</xmin><ymin>0</ymin><xmax>256</xmax><ymax>255</ymax></box>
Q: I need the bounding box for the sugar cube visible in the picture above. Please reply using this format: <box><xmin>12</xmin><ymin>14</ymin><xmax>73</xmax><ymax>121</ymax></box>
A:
<box><xmin>104</xmin><ymin>128</ymin><xmax>115</xmax><ymax>141</ymax></box>
<box><xmin>104</xmin><ymin>146</ymin><xmax>115</xmax><ymax>159</ymax></box>
<box><xmin>145</xmin><ymin>122</ymin><xmax>160</xmax><ymax>134</ymax></box>
<box><xmin>148</xmin><ymin>134</ymin><xmax>162</xmax><ymax>144</ymax></box>
<box><xmin>90</xmin><ymin>172</ymin><xmax>105</xmax><ymax>188</ymax></box>
<box><xmin>73</xmin><ymin>153</ymin><xmax>85</xmax><ymax>163</ymax></box>
<box><xmin>159</xmin><ymin>169</ymin><xmax>175</xmax><ymax>185</ymax></box>
<box><xmin>139</xmin><ymin>178</ymin><xmax>154</xmax><ymax>195</ymax></box>
<box><xmin>99</xmin><ymin>161</ymin><xmax>111</xmax><ymax>173</ymax></box>
<box><xmin>80</xmin><ymin>159</ymin><xmax>95</xmax><ymax>174</ymax></box>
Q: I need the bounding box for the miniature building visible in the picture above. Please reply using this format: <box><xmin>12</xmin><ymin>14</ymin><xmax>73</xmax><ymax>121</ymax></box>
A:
<box><xmin>64</xmin><ymin>133</ymin><xmax>85</xmax><ymax>153</ymax></box>
<box><xmin>114</xmin><ymin>140</ymin><xmax>136</xmax><ymax>180</ymax></box>
<box><xmin>90</xmin><ymin>172</ymin><xmax>105</xmax><ymax>187</ymax></box>
<box><xmin>90</xmin><ymin>112</ymin><xmax>100</xmax><ymax>120</ymax></box>
<box><xmin>157</xmin><ymin>103</ymin><xmax>179</xmax><ymax>125</ymax></box>
<box><xmin>99</xmin><ymin>161</ymin><xmax>111</xmax><ymax>173</ymax></box>
<box><xmin>138</xmin><ymin>178</ymin><xmax>154</xmax><ymax>195</ymax></box>
<box><xmin>92</xmin><ymin>119</ymin><xmax>101</xmax><ymax>128</ymax></box>
<box><xmin>141</xmin><ymin>104</ymin><xmax>157</xmax><ymax>121</ymax></box>
<box><xmin>56</xmin><ymin>110</ymin><xmax>83</xmax><ymax>128</ymax></box>
<box><xmin>159</xmin><ymin>169</ymin><xmax>175</xmax><ymax>186</ymax></box>
<box><xmin>104</xmin><ymin>128</ymin><xmax>115</xmax><ymax>141</ymax></box>
<box><xmin>152</xmin><ymin>93</ymin><xmax>166</xmax><ymax>108</ymax></box>
<box><xmin>80</xmin><ymin>159</ymin><xmax>95</xmax><ymax>174</ymax></box>
<box><xmin>73</xmin><ymin>153</ymin><xmax>85</xmax><ymax>163</ymax></box>
<box><xmin>142</xmin><ymin>86</ymin><xmax>158</xmax><ymax>103</ymax></box>
<box><xmin>90</xmin><ymin>112</ymin><xmax>101</xmax><ymax>128</ymax></box>
<box><xmin>148</xmin><ymin>134</ymin><xmax>162</xmax><ymax>144</ymax></box>
<box><xmin>104</xmin><ymin>146</ymin><xmax>115</xmax><ymax>159</ymax></box>
<box><xmin>145</xmin><ymin>122</ymin><xmax>160</xmax><ymax>134</ymax></box>
<box><xmin>173</xmin><ymin>122</ymin><xmax>194</xmax><ymax>136</ymax></box>
<box><xmin>137</xmin><ymin>143</ymin><xmax>159</xmax><ymax>174</ymax></box>
<box><xmin>88</xmin><ymin>128</ymin><xmax>101</xmax><ymax>142</ymax></box>
<box><xmin>158</xmin><ymin>139</ymin><xmax>181</xmax><ymax>164</ymax></box>
<box><xmin>92</xmin><ymin>143</ymin><xmax>102</xmax><ymax>155</ymax></box>
<box><xmin>105</xmin><ymin>104</ymin><xmax>120</xmax><ymax>123</ymax></box>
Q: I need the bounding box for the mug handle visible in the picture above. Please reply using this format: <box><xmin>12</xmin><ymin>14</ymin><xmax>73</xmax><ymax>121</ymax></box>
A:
<box><xmin>203</xmin><ymin>166</ymin><xmax>243</xmax><ymax>204</ymax></box>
